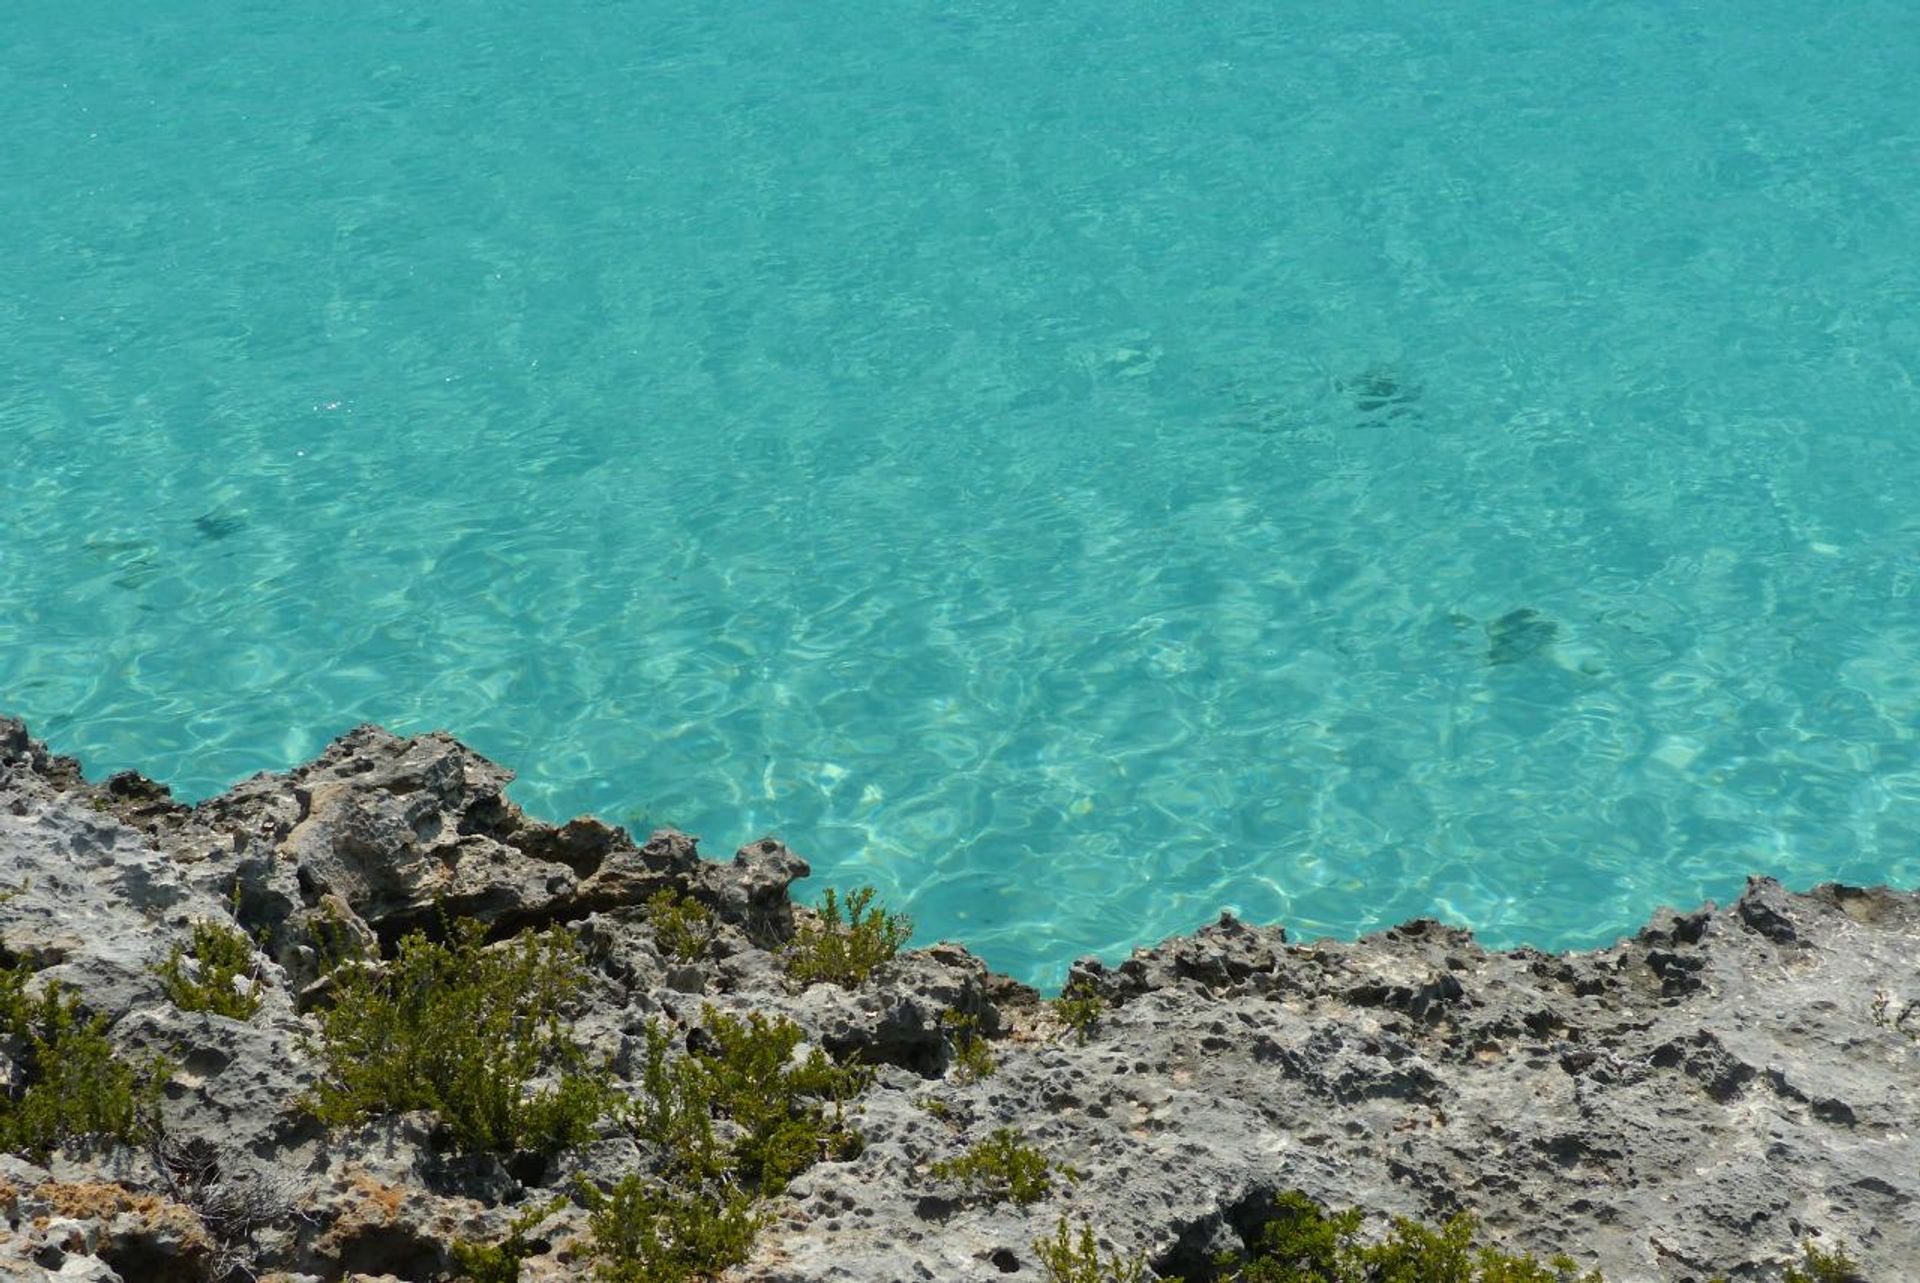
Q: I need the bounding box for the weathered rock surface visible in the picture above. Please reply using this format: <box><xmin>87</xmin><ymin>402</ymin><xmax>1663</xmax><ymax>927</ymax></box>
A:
<box><xmin>2</xmin><ymin>715</ymin><xmax>1916</xmax><ymax>1281</ymax></box>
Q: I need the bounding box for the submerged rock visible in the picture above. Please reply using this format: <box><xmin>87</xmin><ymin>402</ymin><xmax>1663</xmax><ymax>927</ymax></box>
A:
<box><xmin>1</xmin><ymin>714</ymin><xmax>1916</xmax><ymax>1281</ymax></box>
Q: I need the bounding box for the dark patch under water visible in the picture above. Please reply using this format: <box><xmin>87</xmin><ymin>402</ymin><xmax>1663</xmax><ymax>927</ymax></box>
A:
<box><xmin>193</xmin><ymin>512</ymin><xmax>247</xmax><ymax>542</ymax></box>
<box><xmin>1486</xmin><ymin>608</ymin><xmax>1559</xmax><ymax>666</ymax></box>
<box><xmin>1344</xmin><ymin>366</ymin><xmax>1420</xmax><ymax>421</ymax></box>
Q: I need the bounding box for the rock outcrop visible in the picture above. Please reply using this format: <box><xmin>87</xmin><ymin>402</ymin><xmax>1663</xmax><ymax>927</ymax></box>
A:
<box><xmin>1</xmin><ymin>715</ymin><xmax>1915</xmax><ymax>1281</ymax></box>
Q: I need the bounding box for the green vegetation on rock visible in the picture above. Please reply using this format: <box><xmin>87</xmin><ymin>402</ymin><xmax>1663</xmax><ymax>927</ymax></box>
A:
<box><xmin>156</xmin><ymin>918</ymin><xmax>263</xmax><ymax>1020</ymax></box>
<box><xmin>1036</xmin><ymin>1217</ymin><xmax>1154</xmax><ymax>1283</ymax></box>
<box><xmin>579</xmin><ymin>1173</ymin><xmax>763</xmax><ymax>1283</ymax></box>
<box><xmin>784</xmin><ymin>886</ymin><xmax>911</xmax><ymax>988</ymax></box>
<box><xmin>628</xmin><ymin>1021</ymin><xmax>726</xmax><ymax>1182</ymax></box>
<box><xmin>0</xmin><ymin>961</ymin><xmax>169</xmax><ymax>1160</ymax></box>
<box><xmin>591</xmin><ymin>1004</ymin><xmax>870</xmax><ymax>1279</ymax></box>
<box><xmin>1221</xmin><ymin>1192</ymin><xmax>1603</xmax><ymax>1283</ymax></box>
<box><xmin>307</xmin><ymin>900</ymin><xmax>372</xmax><ymax>971</ymax></box>
<box><xmin>452</xmin><ymin>1196</ymin><xmax>566</xmax><ymax>1283</ymax></box>
<box><xmin>1053</xmin><ymin>978</ymin><xmax>1104</xmax><ymax>1044</ymax></box>
<box><xmin>645</xmin><ymin>888</ymin><xmax>716</xmax><ymax>964</ymax></box>
<box><xmin>931</xmin><ymin>1127</ymin><xmax>1075</xmax><ymax>1206</ymax></box>
<box><xmin>623</xmin><ymin>1006</ymin><xmax>868</xmax><ymax>1196</ymax></box>
<box><xmin>940</xmin><ymin>1007</ymin><xmax>996</xmax><ymax>1082</ymax></box>
<box><xmin>694</xmin><ymin>1006</ymin><xmax>868</xmax><ymax>1192</ymax></box>
<box><xmin>1783</xmin><ymin>1243</ymin><xmax>1861</xmax><ymax>1283</ymax></box>
<box><xmin>301</xmin><ymin>918</ymin><xmax>613</xmax><ymax>1155</ymax></box>
<box><xmin>1024</xmin><ymin>1191</ymin><xmax>1748</xmax><ymax>1283</ymax></box>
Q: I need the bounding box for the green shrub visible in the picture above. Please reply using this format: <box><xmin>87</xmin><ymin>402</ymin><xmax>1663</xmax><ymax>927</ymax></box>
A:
<box><xmin>930</xmin><ymin>1128</ymin><xmax>1075</xmax><ymax>1206</ymax></box>
<box><xmin>307</xmin><ymin>902</ymin><xmax>372</xmax><ymax>971</ymax></box>
<box><xmin>1224</xmin><ymin>1192</ymin><xmax>1602</xmax><ymax>1283</ymax></box>
<box><xmin>645</xmin><ymin>889</ymin><xmax>716</xmax><ymax>964</ymax></box>
<box><xmin>452</xmin><ymin>1196</ymin><xmax>566</xmax><ymax>1283</ymax></box>
<box><xmin>627</xmin><ymin>1022</ymin><xmax>725</xmax><ymax>1182</ymax></box>
<box><xmin>1035</xmin><ymin>1217</ymin><xmax>1154</xmax><ymax>1283</ymax></box>
<box><xmin>579</xmin><ymin>1173</ymin><xmax>762</xmax><ymax>1283</ymax></box>
<box><xmin>1784</xmin><ymin>1243</ymin><xmax>1860</xmax><ymax>1283</ymax></box>
<box><xmin>940</xmin><ymin>1008</ymin><xmax>996</xmax><ymax>1083</ymax></box>
<box><xmin>1053</xmin><ymin>979</ymin><xmax>1104</xmax><ymax>1044</ymax></box>
<box><xmin>157</xmin><ymin>919</ymin><xmax>263</xmax><ymax>1020</ymax></box>
<box><xmin>697</xmin><ymin>1007</ymin><xmax>868</xmax><ymax>1192</ymax></box>
<box><xmin>301</xmin><ymin>919</ymin><xmax>612</xmax><ymax>1155</ymax></box>
<box><xmin>598</xmin><ymin>1009</ymin><xmax>868</xmax><ymax>1279</ymax></box>
<box><xmin>1023</xmin><ymin>1196</ymin><xmax>1853</xmax><ymax>1283</ymax></box>
<box><xmin>623</xmin><ymin>1008</ymin><xmax>868</xmax><ymax>1195</ymax></box>
<box><xmin>1352</xmin><ymin>1214</ymin><xmax>1598</xmax><ymax>1283</ymax></box>
<box><xmin>0</xmin><ymin>962</ymin><xmax>169</xmax><ymax>1160</ymax></box>
<box><xmin>784</xmin><ymin>887</ymin><xmax>911</xmax><ymax>988</ymax></box>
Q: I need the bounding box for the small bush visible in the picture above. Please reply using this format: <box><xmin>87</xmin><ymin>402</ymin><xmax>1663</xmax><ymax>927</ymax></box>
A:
<box><xmin>1053</xmin><ymin>979</ymin><xmax>1104</xmax><ymax>1044</ymax></box>
<box><xmin>623</xmin><ymin>1008</ymin><xmax>868</xmax><ymax>1195</ymax></box>
<box><xmin>1035</xmin><ymin>1217</ymin><xmax>1153</xmax><ymax>1283</ymax></box>
<box><xmin>1784</xmin><ymin>1243</ymin><xmax>1860</xmax><ymax>1283</ymax></box>
<box><xmin>645</xmin><ymin>889</ymin><xmax>717</xmax><ymax>964</ymax></box>
<box><xmin>1354</xmin><ymin>1215</ymin><xmax>1598</xmax><ymax>1283</ymax></box>
<box><xmin>302</xmin><ymin>919</ymin><xmax>613</xmax><ymax>1155</ymax></box>
<box><xmin>784</xmin><ymin>887</ymin><xmax>911</xmax><ymax>988</ymax></box>
<box><xmin>696</xmin><ymin>1007</ymin><xmax>868</xmax><ymax>1192</ymax></box>
<box><xmin>627</xmin><ymin>1022</ymin><xmax>725</xmax><ymax>1182</ymax></box>
<box><xmin>1233</xmin><ymin>1191</ymin><xmax>1359</xmax><ymax>1281</ymax></box>
<box><xmin>157</xmin><ymin>919</ymin><xmax>263</xmax><ymax>1020</ymax></box>
<box><xmin>1224</xmin><ymin>1192</ymin><xmax>1603</xmax><ymax>1283</ymax></box>
<box><xmin>941</xmin><ymin>1008</ymin><xmax>996</xmax><ymax>1083</ymax></box>
<box><xmin>930</xmin><ymin>1128</ymin><xmax>1074</xmax><ymax>1206</ymax></box>
<box><xmin>0</xmin><ymin>962</ymin><xmax>169</xmax><ymax>1160</ymax></box>
<box><xmin>452</xmin><ymin>1196</ymin><xmax>566</xmax><ymax>1283</ymax></box>
<box><xmin>579</xmin><ymin>1173</ymin><xmax>762</xmax><ymax>1283</ymax></box>
<box><xmin>307</xmin><ymin>902</ymin><xmax>372</xmax><ymax>971</ymax></box>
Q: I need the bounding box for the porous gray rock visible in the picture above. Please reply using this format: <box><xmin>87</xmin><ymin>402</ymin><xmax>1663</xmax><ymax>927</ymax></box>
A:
<box><xmin>1</xmin><ymin>714</ymin><xmax>1916</xmax><ymax>1282</ymax></box>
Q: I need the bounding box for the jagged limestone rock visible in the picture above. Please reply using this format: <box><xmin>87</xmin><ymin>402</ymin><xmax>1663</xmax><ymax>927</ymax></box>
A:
<box><xmin>2</xmin><ymin>714</ymin><xmax>1916</xmax><ymax>1282</ymax></box>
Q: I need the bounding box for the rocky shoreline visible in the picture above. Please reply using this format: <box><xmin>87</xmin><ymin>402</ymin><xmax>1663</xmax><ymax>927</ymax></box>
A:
<box><xmin>0</xmin><ymin>715</ymin><xmax>1913</xmax><ymax>1281</ymax></box>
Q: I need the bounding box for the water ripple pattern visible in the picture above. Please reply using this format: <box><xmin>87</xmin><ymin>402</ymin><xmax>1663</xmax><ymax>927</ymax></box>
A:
<box><xmin>3</xmin><ymin>1</ymin><xmax>1918</xmax><ymax>985</ymax></box>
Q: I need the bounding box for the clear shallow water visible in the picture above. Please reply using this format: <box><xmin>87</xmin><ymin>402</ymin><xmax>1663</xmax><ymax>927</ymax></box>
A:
<box><xmin>4</xmin><ymin>1</ymin><xmax>1918</xmax><ymax>986</ymax></box>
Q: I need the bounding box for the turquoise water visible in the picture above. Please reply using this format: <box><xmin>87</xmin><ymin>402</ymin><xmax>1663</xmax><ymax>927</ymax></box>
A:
<box><xmin>4</xmin><ymin>2</ymin><xmax>1918</xmax><ymax>986</ymax></box>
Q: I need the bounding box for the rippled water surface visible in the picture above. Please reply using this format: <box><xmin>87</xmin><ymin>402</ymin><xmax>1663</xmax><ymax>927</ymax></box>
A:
<box><xmin>4</xmin><ymin>1</ymin><xmax>1918</xmax><ymax>984</ymax></box>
